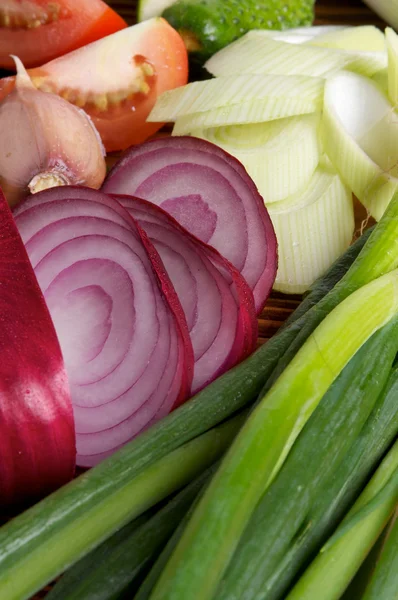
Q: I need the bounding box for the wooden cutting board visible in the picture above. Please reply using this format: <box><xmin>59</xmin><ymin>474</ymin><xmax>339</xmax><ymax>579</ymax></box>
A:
<box><xmin>18</xmin><ymin>1</ymin><xmax>385</xmax><ymax>597</ymax></box>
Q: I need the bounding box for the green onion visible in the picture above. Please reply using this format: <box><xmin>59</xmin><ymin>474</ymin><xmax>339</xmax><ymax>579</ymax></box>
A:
<box><xmin>46</xmin><ymin>465</ymin><xmax>217</xmax><ymax>600</ymax></box>
<box><xmin>286</xmin><ymin>440</ymin><xmax>398</xmax><ymax>600</ymax></box>
<box><xmin>215</xmin><ymin>316</ymin><xmax>398</xmax><ymax>600</ymax></box>
<box><xmin>362</xmin><ymin>511</ymin><xmax>398</xmax><ymax>600</ymax></box>
<box><xmin>0</xmin><ymin>412</ymin><xmax>244</xmax><ymax>600</ymax></box>
<box><xmin>148</xmin><ymin>269</ymin><xmax>398</xmax><ymax>600</ymax></box>
<box><xmin>1</xmin><ymin>190</ymin><xmax>398</xmax><ymax>600</ymax></box>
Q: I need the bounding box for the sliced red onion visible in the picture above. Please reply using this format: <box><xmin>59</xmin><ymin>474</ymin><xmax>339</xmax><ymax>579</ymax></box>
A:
<box><xmin>113</xmin><ymin>194</ymin><xmax>258</xmax><ymax>394</ymax></box>
<box><xmin>102</xmin><ymin>137</ymin><xmax>278</xmax><ymax>314</ymax></box>
<box><xmin>13</xmin><ymin>187</ymin><xmax>193</xmax><ymax>467</ymax></box>
<box><xmin>0</xmin><ymin>186</ymin><xmax>75</xmax><ymax>506</ymax></box>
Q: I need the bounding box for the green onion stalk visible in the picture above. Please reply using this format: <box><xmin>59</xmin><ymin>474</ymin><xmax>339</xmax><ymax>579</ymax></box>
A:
<box><xmin>148</xmin><ymin>268</ymin><xmax>398</xmax><ymax>600</ymax></box>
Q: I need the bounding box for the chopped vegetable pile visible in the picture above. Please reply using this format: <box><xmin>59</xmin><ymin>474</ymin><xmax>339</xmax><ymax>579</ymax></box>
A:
<box><xmin>148</xmin><ymin>24</ymin><xmax>398</xmax><ymax>292</ymax></box>
<box><xmin>0</xmin><ymin>4</ymin><xmax>397</xmax><ymax>600</ymax></box>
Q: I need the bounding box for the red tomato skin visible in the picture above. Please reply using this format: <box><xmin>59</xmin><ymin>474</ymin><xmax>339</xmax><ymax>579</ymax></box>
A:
<box><xmin>0</xmin><ymin>0</ymin><xmax>127</xmax><ymax>70</ymax></box>
<box><xmin>0</xmin><ymin>19</ymin><xmax>188</xmax><ymax>152</ymax></box>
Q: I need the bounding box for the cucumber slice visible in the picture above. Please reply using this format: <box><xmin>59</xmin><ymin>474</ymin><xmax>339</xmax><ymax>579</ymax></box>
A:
<box><xmin>205</xmin><ymin>34</ymin><xmax>387</xmax><ymax>78</ymax></box>
<box><xmin>191</xmin><ymin>114</ymin><xmax>321</xmax><ymax>203</ymax></box>
<box><xmin>137</xmin><ymin>0</ymin><xmax>176</xmax><ymax>22</ymax></box>
<box><xmin>267</xmin><ymin>161</ymin><xmax>354</xmax><ymax>294</ymax></box>
<box><xmin>322</xmin><ymin>71</ymin><xmax>398</xmax><ymax>221</ymax></box>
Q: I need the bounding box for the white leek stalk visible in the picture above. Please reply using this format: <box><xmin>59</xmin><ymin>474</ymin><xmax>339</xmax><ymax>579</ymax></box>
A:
<box><xmin>307</xmin><ymin>25</ymin><xmax>386</xmax><ymax>52</ymax></box>
<box><xmin>364</xmin><ymin>0</ymin><xmax>398</xmax><ymax>30</ymax></box>
<box><xmin>386</xmin><ymin>27</ymin><xmax>398</xmax><ymax>104</ymax></box>
<box><xmin>148</xmin><ymin>74</ymin><xmax>324</xmax><ymax>124</ymax></box>
<box><xmin>190</xmin><ymin>115</ymin><xmax>320</xmax><ymax>203</ymax></box>
<box><xmin>245</xmin><ymin>26</ymin><xmax>349</xmax><ymax>46</ymax></box>
<box><xmin>322</xmin><ymin>71</ymin><xmax>398</xmax><ymax>221</ymax></box>
<box><xmin>267</xmin><ymin>162</ymin><xmax>354</xmax><ymax>294</ymax></box>
<box><xmin>205</xmin><ymin>35</ymin><xmax>387</xmax><ymax>79</ymax></box>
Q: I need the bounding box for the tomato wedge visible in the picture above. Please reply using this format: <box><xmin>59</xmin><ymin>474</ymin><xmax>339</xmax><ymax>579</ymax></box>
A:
<box><xmin>0</xmin><ymin>0</ymin><xmax>127</xmax><ymax>70</ymax></box>
<box><xmin>0</xmin><ymin>18</ymin><xmax>188</xmax><ymax>151</ymax></box>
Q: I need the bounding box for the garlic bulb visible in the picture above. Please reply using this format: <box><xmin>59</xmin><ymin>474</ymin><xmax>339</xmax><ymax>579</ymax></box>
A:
<box><xmin>0</xmin><ymin>57</ymin><xmax>106</xmax><ymax>207</ymax></box>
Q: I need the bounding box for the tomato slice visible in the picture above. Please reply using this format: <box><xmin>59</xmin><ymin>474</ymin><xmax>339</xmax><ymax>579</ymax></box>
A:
<box><xmin>0</xmin><ymin>18</ymin><xmax>188</xmax><ymax>152</ymax></box>
<box><xmin>0</xmin><ymin>0</ymin><xmax>127</xmax><ymax>70</ymax></box>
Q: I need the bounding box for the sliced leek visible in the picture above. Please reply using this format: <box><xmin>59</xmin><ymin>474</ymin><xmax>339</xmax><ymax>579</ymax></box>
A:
<box><xmin>205</xmin><ymin>35</ymin><xmax>387</xmax><ymax>79</ymax></box>
<box><xmin>148</xmin><ymin>74</ymin><xmax>324</xmax><ymax>123</ymax></box>
<box><xmin>372</xmin><ymin>69</ymin><xmax>389</xmax><ymax>95</ymax></box>
<box><xmin>149</xmin><ymin>270</ymin><xmax>398</xmax><ymax>600</ymax></box>
<box><xmin>322</xmin><ymin>71</ymin><xmax>398</xmax><ymax>221</ymax></box>
<box><xmin>307</xmin><ymin>25</ymin><xmax>386</xmax><ymax>53</ymax></box>
<box><xmin>286</xmin><ymin>439</ymin><xmax>398</xmax><ymax>600</ymax></box>
<box><xmin>190</xmin><ymin>114</ymin><xmax>321</xmax><ymax>202</ymax></box>
<box><xmin>268</xmin><ymin>162</ymin><xmax>354</xmax><ymax>294</ymax></box>
<box><xmin>363</xmin><ymin>0</ymin><xmax>398</xmax><ymax>30</ymax></box>
<box><xmin>171</xmin><ymin>88</ymin><xmax>323</xmax><ymax>134</ymax></box>
<box><xmin>245</xmin><ymin>26</ymin><xmax>349</xmax><ymax>46</ymax></box>
<box><xmin>386</xmin><ymin>28</ymin><xmax>398</xmax><ymax>105</ymax></box>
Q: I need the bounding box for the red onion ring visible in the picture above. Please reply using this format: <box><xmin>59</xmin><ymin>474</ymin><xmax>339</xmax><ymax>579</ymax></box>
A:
<box><xmin>13</xmin><ymin>187</ymin><xmax>193</xmax><ymax>467</ymax></box>
<box><xmin>114</xmin><ymin>194</ymin><xmax>258</xmax><ymax>394</ymax></box>
<box><xmin>102</xmin><ymin>136</ymin><xmax>278</xmax><ymax>314</ymax></box>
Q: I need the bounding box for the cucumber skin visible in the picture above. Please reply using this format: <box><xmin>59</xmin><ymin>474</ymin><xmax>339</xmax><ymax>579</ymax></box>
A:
<box><xmin>216</xmin><ymin>321</ymin><xmax>398</xmax><ymax>600</ymax></box>
<box><xmin>163</xmin><ymin>0</ymin><xmax>315</xmax><ymax>63</ymax></box>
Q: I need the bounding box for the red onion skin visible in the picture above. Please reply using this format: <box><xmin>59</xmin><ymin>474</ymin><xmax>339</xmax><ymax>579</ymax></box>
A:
<box><xmin>102</xmin><ymin>136</ymin><xmax>278</xmax><ymax>314</ymax></box>
<box><xmin>133</xmin><ymin>222</ymin><xmax>194</xmax><ymax>405</ymax></box>
<box><xmin>0</xmin><ymin>186</ymin><xmax>75</xmax><ymax>508</ymax></box>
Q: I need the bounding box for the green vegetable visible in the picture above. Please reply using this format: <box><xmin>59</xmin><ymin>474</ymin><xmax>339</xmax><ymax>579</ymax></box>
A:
<box><xmin>135</xmin><ymin>472</ymin><xmax>210</xmax><ymax>600</ymax></box>
<box><xmin>47</xmin><ymin>465</ymin><xmax>217</xmax><ymax>600</ymax></box>
<box><xmin>283</xmin><ymin>226</ymin><xmax>373</xmax><ymax>326</ymax></box>
<box><xmin>148</xmin><ymin>269</ymin><xmax>398</xmax><ymax>600</ymax></box>
<box><xmin>162</xmin><ymin>0</ymin><xmax>315</xmax><ymax>65</ymax></box>
<box><xmin>0</xmin><ymin>192</ymin><xmax>395</xmax><ymax>600</ymax></box>
<box><xmin>362</xmin><ymin>512</ymin><xmax>398</xmax><ymax>600</ymax></box>
<box><xmin>364</xmin><ymin>0</ymin><xmax>398</xmax><ymax>31</ymax></box>
<box><xmin>148</xmin><ymin>74</ymin><xmax>325</xmax><ymax>127</ymax></box>
<box><xmin>0</xmin><ymin>412</ymin><xmax>244</xmax><ymax>600</ymax></box>
<box><xmin>216</xmin><ymin>318</ymin><xmax>398</xmax><ymax>600</ymax></box>
<box><xmin>266</xmin><ymin>160</ymin><xmax>354</xmax><ymax>294</ymax></box>
<box><xmin>386</xmin><ymin>27</ymin><xmax>398</xmax><ymax>105</ymax></box>
<box><xmin>191</xmin><ymin>115</ymin><xmax>321</xmax><ymax>203</ymax></box>
<box><xmin>205</xmin><ymin>32</ymin><xmax>387</xmax><ymax>79</ymax></box>
<box><xmin>322</xmin><ymin>70</ymin><xmax>398</xmax><ymax>222</ymax></box>
<box><xmin>286</xmin><ymin>439</ymin><xmax>398</xmax><ymax>600</ymax></box>
<box><xmin>262</xmin><ymin>190</ymin><xmax>398</xmax><ymax>397</ymax></box>
<box><xmin>307</xmin><ymin>25</ymin><xmax>386</xmax><ymax>52</ymax></box>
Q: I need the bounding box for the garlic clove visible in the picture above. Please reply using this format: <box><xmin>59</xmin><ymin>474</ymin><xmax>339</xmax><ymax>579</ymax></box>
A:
<box><xmin>0</xmin><ymin>56</ymin><xmax>106</xmax><ymax>207</ymax></box>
